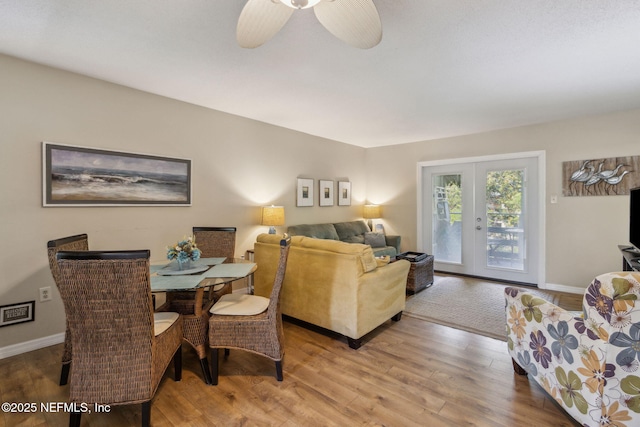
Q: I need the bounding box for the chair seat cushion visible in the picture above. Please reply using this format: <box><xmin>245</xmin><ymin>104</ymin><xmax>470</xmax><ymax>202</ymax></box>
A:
<box><xmin>154</xmin><ymin>312</ymin><xmax>180</xmax><ymax>336</ymax></box>
<box><xmin>210</xmin><ymin>294</ymin><xmax>269</xmax><ymax>316</ymax></box>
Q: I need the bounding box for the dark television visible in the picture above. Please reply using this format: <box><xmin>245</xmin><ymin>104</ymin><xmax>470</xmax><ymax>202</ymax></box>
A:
<box><xmin>631</xmin><ymin>187</ymin><xmax>640</xmax><ymax>253</ymax></box>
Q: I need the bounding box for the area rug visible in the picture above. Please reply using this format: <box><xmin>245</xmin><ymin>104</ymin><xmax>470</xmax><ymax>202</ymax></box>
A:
<box><xmin>404</xmin><ymin>274</ymin><xmax>569</xmax><ymax>341</ymax></box>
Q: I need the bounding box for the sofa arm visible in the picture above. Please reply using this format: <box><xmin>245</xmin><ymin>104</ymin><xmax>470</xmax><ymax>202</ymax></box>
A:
<box><xmin>503</xmin><ymin>278</ymin><xmax>640</xmax><ymax>426</ymax></box>
<box><xmin>505</xmin><ymin>287</ymin><xmax>583</xmax><ymax>368</ymax></box>
<box><xmin>504</xmin><ymin>287</ymin><xmax>602</xmax><ymax>422</ymax></box>
<box><xmin>505</xmin><ymin>273</ymin><xmax>640</xmax><ymax>426</ymax></box>
<box><xmin>355</xmin><ymin>259</ymin><xmax>410</xmax><ymax>337</ymax></box>
<box><xmin>384</xmin><ymin>235</ymin><xmax>401</xmax><ymax>253</ymax></box>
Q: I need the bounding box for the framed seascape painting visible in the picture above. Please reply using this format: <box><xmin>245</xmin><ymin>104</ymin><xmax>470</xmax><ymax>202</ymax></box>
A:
<box><xmin>296</xmin><ymin>178</ymin><xmax>314</xmax><ymax>207</ymax></box>
<box><xmin>43</xmin><ymin>142</ymin><xmax>192</xmax><ymax>206</ymax></box>
<box><xmin>319</xmin><ymin>179</ymin><xmax>334</xmax><ymax>206</ymax></box>
<box><xmin>338</xmin><ymin>181</ymin><xmax>351</xmax><ymax>206</ymax></box>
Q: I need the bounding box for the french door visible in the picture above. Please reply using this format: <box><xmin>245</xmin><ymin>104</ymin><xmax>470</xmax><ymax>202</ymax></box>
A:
<box><xmin>420</xmin><ymin>154</ymin><xmax>542</xmax><ymax>285</ymax></box>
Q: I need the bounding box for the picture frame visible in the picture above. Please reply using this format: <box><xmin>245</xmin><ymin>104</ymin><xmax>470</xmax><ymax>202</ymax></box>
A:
<box><xmin>0</xmin><ymin>301</ymin><xmax>35</xmax><ymax>328</ymax></box>
<box><xmin>562</xmin><ymin>155</ymin><xmax>640</xmax><ymax>196</ymax></box>
<box><xmin>319</xmin><ymin>179</ymin><xmax>334</xmax><ymax>206</ymax></box>
<box><xmin>43</xmin><ymin>142</ymin><xmax>191</xmax><ymax>206</ymax></box>
<box><xmin>297</xmin><ymin>178</ymin><xmax>314</xmax><ymax>207</ymax></box>
<box><xmin>338</xmin><ymin>181</ymin><xmax>351</xmax><ymax>206</ymax></box>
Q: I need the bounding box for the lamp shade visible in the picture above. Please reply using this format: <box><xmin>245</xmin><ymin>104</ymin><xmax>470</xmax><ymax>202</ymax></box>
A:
<box><xmin>363</xmin><ymin>204</ymin><xmax>381</xmax><ymax>219</ymax></box>
<box><xmin>261</xmin><ymin>206</ymin><xmax>285</xmax><ymax>226</ymax></box>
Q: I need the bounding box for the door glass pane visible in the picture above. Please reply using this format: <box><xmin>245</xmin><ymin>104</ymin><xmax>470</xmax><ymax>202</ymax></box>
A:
<box><xmin>485</xmin><ymin>169</ymin><xmax>524</xmax><ymax>270</ymax></box>
<box><xmin>432</xmin><ymin>174</ymin><xmax>462</xmax><ymax>263</ymax></box>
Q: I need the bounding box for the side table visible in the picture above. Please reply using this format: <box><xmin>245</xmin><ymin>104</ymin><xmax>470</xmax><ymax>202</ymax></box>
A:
<box><xmin>403</xmin><ymin>254</ymin><xmax>434</xmax><ymax>294</ymax></box>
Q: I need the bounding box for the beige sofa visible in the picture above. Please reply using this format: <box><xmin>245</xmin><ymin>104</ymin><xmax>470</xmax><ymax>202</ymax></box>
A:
<box><xmin>287</xmin><ymin>220</ymin><xmax>401</xmax><ymax>258</ymax></box>
<box><xmin>254</xmin><ymin>234</ymin><xmax>410</xmax><ymax>349</ymax></box>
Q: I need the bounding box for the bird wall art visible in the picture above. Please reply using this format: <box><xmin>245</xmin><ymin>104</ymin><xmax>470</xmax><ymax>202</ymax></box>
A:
<box><xmin>562</xmin><ymin>155</ymin><xmax>640</xmax><ymax>196</ymax></box>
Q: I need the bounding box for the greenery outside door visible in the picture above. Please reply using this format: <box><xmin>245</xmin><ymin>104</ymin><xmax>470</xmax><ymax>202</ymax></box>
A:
<box><xmin>420</xmin><ymin>154</ymin><xmax>542</xmax><ymax>285</ymax></box>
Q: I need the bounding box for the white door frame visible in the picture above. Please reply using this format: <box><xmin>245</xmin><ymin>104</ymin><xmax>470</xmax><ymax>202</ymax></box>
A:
<box><xmin>417</xmin><ymin>151</ymin><xmax>546</xmax><ymax>288</ymax></box>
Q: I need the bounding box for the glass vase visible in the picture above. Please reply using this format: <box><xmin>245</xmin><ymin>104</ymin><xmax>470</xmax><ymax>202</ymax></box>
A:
<box><xmin>177</xmin><ymin>259</ymin><xmax>191</xmax><ymax>271</ymax></box>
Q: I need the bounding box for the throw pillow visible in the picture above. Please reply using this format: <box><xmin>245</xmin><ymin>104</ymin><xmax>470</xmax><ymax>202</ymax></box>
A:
<box><xmin>364</xmin><ymin>232</ymin><xmax>386</xmax><ymax>248</ymax></box>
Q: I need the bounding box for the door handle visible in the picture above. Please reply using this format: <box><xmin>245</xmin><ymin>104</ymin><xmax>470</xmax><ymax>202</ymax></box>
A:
<box><xmin>476</xmin><ymin>225</ymin><xmax>482</xmax><ymax>230</ymax></box>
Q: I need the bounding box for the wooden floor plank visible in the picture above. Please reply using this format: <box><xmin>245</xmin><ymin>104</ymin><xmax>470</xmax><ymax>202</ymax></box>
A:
<box><xmin>0</xmin><ymin>278</ymin><xmax>583</xmax><ymax>427</ymax></box>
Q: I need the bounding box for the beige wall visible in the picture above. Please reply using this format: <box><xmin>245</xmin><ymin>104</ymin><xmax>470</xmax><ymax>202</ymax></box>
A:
<box><xmin>0</xmin><ymin>55</ymin><xmax>367</xmax><ymax>348</ymax></box>
<box><xmin>2</xmin><ymin>53</ymin><xmax>639</xmax><ymax>351</ymax></box>
<box><xmin>366</xmin><ymin>109</ymin><xmax>640</xmax><ymax>289</ymax></box>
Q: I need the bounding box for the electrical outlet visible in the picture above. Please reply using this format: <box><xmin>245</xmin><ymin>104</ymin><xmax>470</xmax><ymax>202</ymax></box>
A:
<box><xmin>39</xmin><ymin>286</ymin><xmax>52</xmax><ymax>302</ymax></box>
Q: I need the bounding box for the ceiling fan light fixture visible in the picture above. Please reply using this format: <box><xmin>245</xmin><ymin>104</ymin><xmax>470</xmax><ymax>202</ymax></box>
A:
<box><xmin>239</xmin><ymin>0</ymin><xmax>381</xmax><ymax>49</ymax></box>
<box><xmin>278</xmin><ymin>0</ymin><xmax>322</xmax><ymax>10</ymax></box>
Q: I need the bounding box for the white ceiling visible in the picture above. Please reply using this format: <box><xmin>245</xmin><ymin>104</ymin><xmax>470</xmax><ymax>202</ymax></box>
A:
<box><xmin>2</xmin><ymin>0</ymin><xmax>640</xmax><ymax>148</ymax></box>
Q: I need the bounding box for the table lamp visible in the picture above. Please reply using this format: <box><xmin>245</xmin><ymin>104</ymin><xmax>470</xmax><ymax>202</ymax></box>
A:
<box><xmin>363</xmin><ymin>204</ymin><xmax>381</xmax><ymax>231</ymax></box>
<box><xmin>261</xmin><ymin>205</ymin><xmax>285</xmax><ymax>234</ymax></box>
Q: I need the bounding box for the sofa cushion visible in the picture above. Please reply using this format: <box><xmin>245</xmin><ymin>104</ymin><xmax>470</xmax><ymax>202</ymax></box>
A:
<box><xmin>257</xmin><ymin>233</ymin><xmax>378</xmax><ymax>273</ymax></box>
<box><xmin>334</xmin><ymin>221</ymin><xmax>370</xmax><ymax>241</ymax></box>
<box><xmin>287</xmin><ymin>223</ymin><xmax>339</xmax><ymax>240</ymax></box>
<box><xmin>298</xmin><ymin>237</ymin><xmax>377</xmax><ymax>273</ymax></box>
<box><xmin>284</xmin><ymin>221</ymin><xmax>400</xmax><ymax>259</ymax></box>
<box><xmin>364</xmin><ymin>232</ymin><xmax>386</xmax><ymax>248</ymax></box>
<box><xmin>342</xmin><ymin>235</ymin><xmax>365</xmax><ymax>244</ymax></box>
<box><xmin>372</xmin><ymin>246</ymin><xmax>397</xmax><ymax>258</ymax></box>
<box><xmin>258</xmin><ymin>234</ymin><xmax>305</xmax><ymax>246</ymax></box>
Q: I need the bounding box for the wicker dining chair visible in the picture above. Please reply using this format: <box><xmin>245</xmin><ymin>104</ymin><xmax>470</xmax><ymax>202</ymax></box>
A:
<box><xmin>157</xmin><ymin>226</ymin><xmax>237</xmax><ymax>384</ymax></box>
<box><xmin>46</xmin><ymin>233</ymin><xmax>89</xmax><ymax>386</ymax></box>
<box><xmin>193</xmin><ymin>226</ymin><xmax>237</xmax><ymax>301</ymax></box>
<box><xmin>208</xmin><ymin>236</ymin><xmax>291</xmax><ymax>385</ymax></box>
<box><xmin>56</xmin><ymin>250</ymin><xmax>183</xmax><ymax>427</ymax></box>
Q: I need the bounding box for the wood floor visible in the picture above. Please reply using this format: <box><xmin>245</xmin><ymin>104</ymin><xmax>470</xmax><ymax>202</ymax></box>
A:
<box><xmin>1</xmin><ymin>283</ymin><xmax>583</xmax><ymax>427</ymax></box>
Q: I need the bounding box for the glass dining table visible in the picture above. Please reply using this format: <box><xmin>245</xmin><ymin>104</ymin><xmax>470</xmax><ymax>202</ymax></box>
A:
<box><xmin>150</xmin><ymin>257</ymin><xmax>257</xmax><ymax>384</ymax></box>
<box><xmin>150</xmin><ymin>257</ymin><xmax>257</xmax><ymax>294</ymax></box>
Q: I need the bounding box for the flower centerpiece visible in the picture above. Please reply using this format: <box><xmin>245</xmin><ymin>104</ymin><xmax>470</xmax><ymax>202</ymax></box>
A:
<box><xmin>167</xmin><ymin>235</ymin><xmax>201</xmax><ymax>270</ymax></box>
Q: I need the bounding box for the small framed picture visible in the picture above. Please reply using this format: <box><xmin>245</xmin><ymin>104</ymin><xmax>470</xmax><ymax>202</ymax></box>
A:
<box><xmin>0</xmin><ymin>301</ymin><xmax>35</xmax><ymax>327</ymax></box>
<box><xmin>338</xmin><ymin>181</ymin><xmax>351</xmax><ymax>206</ymax></box>
<box><xmin>319</xmin><ymin>180</ymin><xmax>334</xmax><ymax>206</ymax></box>
<box><xmin>297</xmin><ymin>178</ymin><xmax>314</xmax><ymax>207</ymax></box>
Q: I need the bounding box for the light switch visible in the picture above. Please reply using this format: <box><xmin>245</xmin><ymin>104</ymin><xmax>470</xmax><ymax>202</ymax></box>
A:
<box><xmin>550</xmin><ymin>195</ymin><xmax>558</xmax><ymax>204</ymax></box>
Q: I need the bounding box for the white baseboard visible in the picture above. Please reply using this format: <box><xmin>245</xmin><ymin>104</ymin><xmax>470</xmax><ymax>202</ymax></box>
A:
<box><xmin>0</xmin><ymin>332</ymin><xmax>64</xmax><ymax>360</ymax></box>
<box><xmin>1</xmin><ymin>287</ymin><xmax>250</xmax><ymax>359</ymax></box>
<box><xmin>543</xmin><ymin>282</ymin><xmax>585</xmax><ymax>294</ymax></box>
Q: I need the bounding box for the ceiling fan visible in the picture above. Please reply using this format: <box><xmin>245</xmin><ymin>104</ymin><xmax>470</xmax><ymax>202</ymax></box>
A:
<box><xmin>237</xmin><ymin>0</ymin><xmax>382</xmax><ymax>49</ymax></box>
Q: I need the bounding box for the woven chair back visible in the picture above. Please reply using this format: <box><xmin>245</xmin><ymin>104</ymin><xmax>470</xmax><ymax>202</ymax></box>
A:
<box><xmin>56</xmin><ymin>250</ymin><xmax>156</xmax><ymax>404</ymax></box>
<box><xmin>47</xmin><ymin>234</ymin><xmax>89</xmax><ymax>284</ymax></box>
<box><xmin>192</xmin><ymin>227</ymin><xmax>236</xmax><ymax>259</ymax></box>
<box><xmin>266</xmin><ymin>237</ymin><xmax>292</xmax><ymax>318</ymax></box>
<box><xmin>46</xmin><ymin>234</ymin><xmax>89</xmax><ymax>371</ymax></box>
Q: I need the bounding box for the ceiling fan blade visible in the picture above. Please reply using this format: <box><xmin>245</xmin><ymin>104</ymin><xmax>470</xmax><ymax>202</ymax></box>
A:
<box><xmin>237</xmin><ymin>0</ymin><xmax>294</xmax><ymax>48</ymax></box>
<box><xmin>314</xmin><ymin>0</ymin><xmax>382</xmax><ymax>49</ymax></box>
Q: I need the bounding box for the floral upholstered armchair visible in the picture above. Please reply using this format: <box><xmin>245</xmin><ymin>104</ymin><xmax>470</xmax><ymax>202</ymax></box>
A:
<box><xmin>505</xmin><ymin>272</ymin><xmax>640</xmax><ymax>427</ymax></box>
